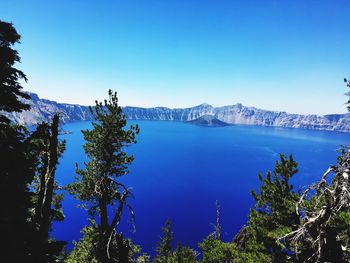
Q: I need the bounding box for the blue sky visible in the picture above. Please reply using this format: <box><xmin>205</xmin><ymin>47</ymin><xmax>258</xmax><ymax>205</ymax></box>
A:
<box><xmin>1</xmin><ymin>0</ymin><xmax>350</xmax><ymax>114</ymax></box>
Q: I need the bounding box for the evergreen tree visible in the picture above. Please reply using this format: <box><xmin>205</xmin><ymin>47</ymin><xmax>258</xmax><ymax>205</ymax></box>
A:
<box><xmin>174</xmin><ymin>242</ymin><xmax>197</xmax><ymax>263</ymax></box>
<box><xmin>30</xmin><ymin>114</ymin><xmax>67</xmax><ymax>262</ymax></box>
<box><xmin>67</xmin><ymin>90</ymin><xmax>139</xmax><ymax>263</ymax></box>
<box><xmin>280</xmin><ymin>149</ymin><xmax>350</xmax><ymax>262</ymax></box>
<box><xmin>231</xmin><ymin>154</ymin><xmax>300</xmax><ymax>262</ymax></box>
<box><xmin>0</xmin><ymin>20</ymin><xmax>66</xmax><ymax>262</ymax></box>
<box><xmin>67</xmin><ymin>218</ymin><xmax>147</xmax><ymax>263</ymax></box>
<box><xmin>0</xmin><ymin>121</ymin><xmax>37</xmax><ymax>262</ymax></box>
<box><xmin>0</xmin><ymin>114</ymin><xmax>66</xmax><ymax>262</ymax></box>
<box><xmin>153</xmin><ymin>219</ymin><xmax>197</xmax><ymax>263</ymax></box>
<box><xmin>154</xmin><ymin>219</ymin><xmax>174</xmax><ymax>263</ymax></box>
<box><xmin>279</xmin><ymin>78</ymin><xmax>350</xmax><ymax>262</ymax></box>
<box><xmin>0</xmin><ymin>20</ymin><xmax>35</xmax><ymax>262</ymax></box>
<box><xmin>0</xmin><ymin>20</ymin><xmax>30</xmax><ymax>116</ymax></box>
<box><xmin>199</xmin><ymin>235</ymin><xmax>235</xmax><ymax>263</ymax></box>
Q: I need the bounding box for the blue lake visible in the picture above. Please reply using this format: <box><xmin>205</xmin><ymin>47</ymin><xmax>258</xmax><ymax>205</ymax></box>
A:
<box><xmin>53</xmin><ymin>120</ymin><xmax>350</xmax><ymax>255</ymax></box>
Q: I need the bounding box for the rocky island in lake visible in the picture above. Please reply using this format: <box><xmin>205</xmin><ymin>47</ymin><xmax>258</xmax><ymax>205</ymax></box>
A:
<box><xmin>187</xmin><ymin>115</ymin><xmax>230</xmax><ymax>127</ymax></box>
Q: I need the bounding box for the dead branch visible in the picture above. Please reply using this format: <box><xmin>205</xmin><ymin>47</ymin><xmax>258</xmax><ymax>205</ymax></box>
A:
<box><xmin>279</xmin><ymin>148</ymin><xmax>350</xmax><ymax>262</ymax></box>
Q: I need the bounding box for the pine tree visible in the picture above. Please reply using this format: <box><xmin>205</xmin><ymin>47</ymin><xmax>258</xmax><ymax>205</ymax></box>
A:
<box><xmin>0</xmin><ymin>20</ymin><xmax>67</xmax><ymax>263</ymax></box>
<box><xmin>30</xmin><ymin>114</ymin><xmax>67</xmax><ymax>262</ymax></box>
<box><xmin>279</xmin><ymin>79</ymin><xmax>350</xmax><ymax>262</ymax></box>
<box><xmin>154</xmin><ymin>219</ymin><xmax>174</xmax><ymax>263</ymax></box>
<box><xmin>0</xmin><ymin>20</ymin><xmax>30</xmax><ymax>117</ymax></box>
<box><xmin>0</xmin><ymin>20</ymin><xmax>35</xmax><ymax>262</ymax></box>
<box><xmin>67</xmin><ymin>90</ymin><xmax>139</xmax><ymax>263</ymax></box>
<box><xmin>232</xmin><ymin>154</ymin><xmax>300</xmax><ymax>262</ymax></box>
<box><xmin>0</xmin><ymin>122</ymin><xmax>37</xmax><ymax>262</ymax></box>
<box><xmin>174</xmin><ymin>242</ymin><xmax>197</xmax><ymax>263</ymax></box>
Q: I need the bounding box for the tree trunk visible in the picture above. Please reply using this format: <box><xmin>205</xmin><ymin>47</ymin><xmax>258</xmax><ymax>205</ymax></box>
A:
<box><xmin>98</xmin><ymin>188</ymin><xmax>109</xmax><ymax>263</ymax></box>
<box><xmin>34</xmin><ymin>150</ymin><xmax>48</xmax><ymax>225</ymax></box>
<box><xmin>31</xmin><ymin>114</ymin><xmax>60</xmax><ymax>262</ymax></box>
<box><xmin>40</xmin><ymin>114</ymin><xmax>59</xmax><ymax>238</ymax></box>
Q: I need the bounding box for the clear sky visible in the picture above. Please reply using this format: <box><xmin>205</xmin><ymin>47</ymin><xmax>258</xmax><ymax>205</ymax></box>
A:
<box><xmin>1</xmin><ymin>0</ymin><xmax>350</xmax><ymax>114</ymax></box>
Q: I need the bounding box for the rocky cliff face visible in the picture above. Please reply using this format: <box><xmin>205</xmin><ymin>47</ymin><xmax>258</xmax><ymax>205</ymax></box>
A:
<box><xmin>4</xmin><ymin>92</ymin><xmax>350</xmax><ymax>132</ymax></box>
<box><xmin>123</xmin><ymin>103</ymin><xmax>350</xmax><ymax>132</ymax></box>
<box><xmin>3</xmin><ymin>93</ymin><xmax>93</xmax><ymax>125</ymax></box>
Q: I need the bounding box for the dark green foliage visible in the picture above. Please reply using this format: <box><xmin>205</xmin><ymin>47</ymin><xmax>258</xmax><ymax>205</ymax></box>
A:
<box><xmin>330</xmin><ymin>211</ymin><xmax>350</xmax><ymax>253</ymax></box>
<box><xmin>231</xmin><ymin>154</ymin><xmax>299</xmax><ymax>262</ymax></box>
<box><xmin>174</xmin><ymin>242</ymin><xmax>197</xmax><ymax>263</ymax></box>
<box><xmin>67</xmin><ymin>90</ymin><xmax>139</xmax><ymax>263</ymax></box>
<box><xmin>198</xmin><ymin>155</ymin><xmax>299</xmax><ymax>263</ymax></box>
<box><xmin>29</xmin><ymin>114</ymin><xmax>67</xmax><ymax>262</ymax></box>
<box><xmin>199</xmin><ymin>235</ymin><xmax>237</xmax><ymax>263</ymax></box>
<box><xmin>277</xmin><ymin>78</ymin><xmax>350</xmax><ymax>262</ymax></box>
<box><xmin>0</xmin><ymin>115</ymin><xmax>66</xmax><ymax>262</ymax></box>
<box><xmin>67</xmin><ymin>219</ymin><xmax>149</xmax><ymax>263</ymax></box>
<box><xmin>0</xmin><ymin>120</ymin><xmax>37</xmax><ymax>262</ymax></box>
<box><xmin>154</xmin><ymin>220</ymin><xmax>197</xmax><ymax>263</ymax></box>
<box><xmin>67</xmin><ymin>219</ymin><xmax>145</xmax><ymax>263</ymax></box>
<box><xmin>0</xmin><ymin>20</ymin><xmax>35</xmax><ymax>262</ymax></box>
<box><xmin>0</xmin><ymin>21</ymin><xmax>66</xmax><ymax>262</ymax></box>
<box><xmin>31</xmin><ymin>115</ymin><xmax>66</xmax><ymax>226</ymax></box>
<box><xmin>280</xmin><ymin>147</ymin><xmax>350</xmax><ymax>262</ymax></box>
<box><xmin>154</xmin><ymin>219</ymin><xmax>175</xmax><ymax>263</ymax></box>
<box><xmin>0</xmin><ymin>20</ymin><xmax>30</xmax><ymax>115</ymax></box>
<box><xmin>199</xmin><ymin>235</ymin><xmax>272</xmax><ymax>263</ymax></box>
<box><xmin>67</xmin><ymin>219</ymin><xmax>100</xmax><ymax>263</ymax></box>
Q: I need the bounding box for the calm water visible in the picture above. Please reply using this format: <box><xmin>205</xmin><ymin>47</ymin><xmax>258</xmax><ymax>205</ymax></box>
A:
<box><xmin>53</xmin><ymin>120</ymin><xmax>350</xmax><ymax>254</ymax></box>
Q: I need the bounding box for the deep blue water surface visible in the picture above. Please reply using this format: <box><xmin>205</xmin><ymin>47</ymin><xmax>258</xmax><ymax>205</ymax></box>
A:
<box><xmin>53</xmin><ymin>120</ymin><xmax>350</xmax><ymax>254</ymax></box>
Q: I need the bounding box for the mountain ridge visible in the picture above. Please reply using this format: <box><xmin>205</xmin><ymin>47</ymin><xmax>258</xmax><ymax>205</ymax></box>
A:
<box><xmin>3</xmin><ymin>92</ymin><xmax>350</xmax><ymax>132</ymax></box>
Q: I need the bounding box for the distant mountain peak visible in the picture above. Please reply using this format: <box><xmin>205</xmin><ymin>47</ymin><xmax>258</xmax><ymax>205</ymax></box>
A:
<box><xmin>196</xmin><ymin>103</ymin><xmax>212</xmax><ymax>107</ymax></box>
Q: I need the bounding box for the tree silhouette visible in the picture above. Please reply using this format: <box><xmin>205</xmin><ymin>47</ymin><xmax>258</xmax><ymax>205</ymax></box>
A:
<box><xmin>0</xmin><ymin>20</ymin><xmax>30</xmax><ymax>116</ymax></box>
<box><xmin>0</xmin><ymin>20</ymin><xmax>66</xmax><ymax>263</ymax></box>
<box><xmin>30</xmin><ymin>114</ymin><xmax>67</xmax><ymax>262</ymax></box>
<box><xmin>0</xmin><ymin>20</ymin><xmax>34</xmax><ymax>262</ymax></box>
